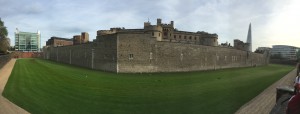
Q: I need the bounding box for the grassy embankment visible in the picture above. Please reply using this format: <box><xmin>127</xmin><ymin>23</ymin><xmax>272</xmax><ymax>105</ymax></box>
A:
<box><xmin>3</xmin><ymin>59</ymin><xmax>294</xmax><ymax>114</ymax></box>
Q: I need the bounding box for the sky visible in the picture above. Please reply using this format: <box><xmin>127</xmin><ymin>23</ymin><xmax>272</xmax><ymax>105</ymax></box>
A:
<box><xmin>0</xmin><ymin>0</ymin><xmax>299</xmax><ymax>50</ymax></box>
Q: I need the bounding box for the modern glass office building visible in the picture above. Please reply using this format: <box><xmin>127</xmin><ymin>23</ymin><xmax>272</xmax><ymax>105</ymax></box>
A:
<box><xmin>271</xmin><ymin>45</ymin><xmax>299</xmax><ymax>60</ymax></box>
<box><xmin>15</xmin><ymin>29</ymin><xmax>41</xmax><ymax>52</ymax></box>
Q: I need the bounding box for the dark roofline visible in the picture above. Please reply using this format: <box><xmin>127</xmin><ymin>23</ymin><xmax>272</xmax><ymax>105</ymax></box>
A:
<box><xmin>174</xmin><ymin>30</ymin><xmax>218</xmax><ymax>36</ymax></box>
<box><xmin>50</xmin><ymin>37</ymin><xmax>73</xmax><ymax>41</ymax></box>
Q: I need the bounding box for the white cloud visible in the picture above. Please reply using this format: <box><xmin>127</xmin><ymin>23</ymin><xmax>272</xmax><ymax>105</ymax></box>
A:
<box><xmin>265</xmin><ymin>0</ymin><xmax>300</xmax><ymax>47</ymax></box>
<box><xmin>1</xmin><ymin>0</ymin><xmax>298</xmax><ymax>49</ymax></box>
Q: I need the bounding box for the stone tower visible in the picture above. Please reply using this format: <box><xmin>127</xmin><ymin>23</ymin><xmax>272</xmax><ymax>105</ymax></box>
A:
<box><xmin>144</xmin><ymin>19</ymin><xmax>163</xmax><ymax>41</ymax></box>
<box><xmin>246</xmin><ymin>23</ymin><xmax>252</xmax><ymax>52</ymax></box>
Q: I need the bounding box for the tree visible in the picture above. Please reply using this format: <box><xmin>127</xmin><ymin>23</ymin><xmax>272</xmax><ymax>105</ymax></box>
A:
<box><xmin>297</xmin><ymin>49</ymin><xmax>300</xmax><ymax>61</ymax></box>
<box><xmin>0</xmin><ymin>37</ymin><xmax>10</xmax><ymax>53</ymax></box>
<box><xmin>0</xmin><ymin>18</ymin><xmax>10</xmax><ymax>54</ymax></box>
<box><xmin>0</xmin><ymin>18</ymin><xmax>8</xmax><ymax>37</ymax></box>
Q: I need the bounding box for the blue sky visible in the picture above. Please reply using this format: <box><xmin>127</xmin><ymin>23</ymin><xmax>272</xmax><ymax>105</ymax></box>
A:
<box><xmin>1</xmin><ymin>0</ymin><xmax>299</xmax><ymax>50</ymax></box>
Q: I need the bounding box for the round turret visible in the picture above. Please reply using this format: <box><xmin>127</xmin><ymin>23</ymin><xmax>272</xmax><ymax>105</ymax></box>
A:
<box><xmin>144</xmin><ymin>25</ymin><xmax>163</xmax><ymax>41</ymax></box>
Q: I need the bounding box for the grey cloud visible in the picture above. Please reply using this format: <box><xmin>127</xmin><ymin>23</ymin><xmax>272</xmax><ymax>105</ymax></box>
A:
<box><xmin>1</xmin><ymin>0</ymin><xmax>295</xmax><ymax>49</ymax></box>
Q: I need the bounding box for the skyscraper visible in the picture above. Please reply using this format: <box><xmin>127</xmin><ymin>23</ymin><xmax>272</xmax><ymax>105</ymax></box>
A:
<box><xmin>15</xmin><ymin>28</ymin><xmax>41</xmax><ymax>52</ymax></box>
<box><xmin>246</xmin><ymin>23</ymin><xmax>252</xmax><ymax>52</ymax></box>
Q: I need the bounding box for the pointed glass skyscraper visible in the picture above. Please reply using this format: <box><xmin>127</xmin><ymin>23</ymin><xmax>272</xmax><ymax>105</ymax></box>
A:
<box><xmin>246</xmin><ymin>23</ymin><xmax>252</xmax><ymax>52</ymax></box>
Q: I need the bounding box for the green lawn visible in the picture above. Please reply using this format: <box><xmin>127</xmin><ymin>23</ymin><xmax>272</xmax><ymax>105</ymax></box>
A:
<box><xmin>2</xmin><ymin>59</ymin><xmax>294</xmax><ymax>114</ymax></box>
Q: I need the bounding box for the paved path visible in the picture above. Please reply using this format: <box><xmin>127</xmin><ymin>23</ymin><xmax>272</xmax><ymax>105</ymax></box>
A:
<box><xmin>235</xmin><ymin>68</ymin><xmax>296</xmax><ymax>114</ymax></box>
<box><xmin>0</xmin><ymin>59</ymin><xmax>29</xmax><ymax>114</ymax></box>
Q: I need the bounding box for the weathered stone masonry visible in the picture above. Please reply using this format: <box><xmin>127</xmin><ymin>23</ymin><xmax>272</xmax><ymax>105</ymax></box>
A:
<box><xmin>45</xmin><ymin>35</ymin><xmax>118</xmax><ymax>72</ymax></box>
<box><xmin>116</xmin><ymin>32</ymin><xmax>268</xmax><ymax>73</ymax></box>
<box><xmin>44</xmin><ymin>33</ymin><xmax>268</xmax><ymax>73</ymax></box>
<box><xmin>43</xmin><ymin>19</ymin><xmax>269</xmax><ymax>73</ymax></box>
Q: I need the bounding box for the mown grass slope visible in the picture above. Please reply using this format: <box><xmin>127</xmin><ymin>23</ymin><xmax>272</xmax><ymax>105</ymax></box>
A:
<box><xmin>2</xmin><ymin>59</ymin><xmax>294</xmax><ymax>114</ymax></box>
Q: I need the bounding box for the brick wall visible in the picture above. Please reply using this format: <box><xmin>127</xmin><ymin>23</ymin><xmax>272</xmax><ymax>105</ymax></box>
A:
<box><xmin>0</xmin><ymin>54</ymin><xmax>11</xmax><ymax>69</ymax></box>
<box><xmin>13</xmin><ymin>52</ymin><xmax>41</xmax><ymax>58</ymax></box>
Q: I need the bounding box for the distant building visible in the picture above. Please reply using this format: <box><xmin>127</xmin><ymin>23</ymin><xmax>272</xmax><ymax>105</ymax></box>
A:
<box><xmin>81</xmin><ymin>32</ymin><xmax>89</xmax><ymax>43</ymax></box>
<box><xmin>234</xmin><ymin>39</ymin><xmax>250</xmax><ymax>51</ymax></box>
<box><xmin>255</xmin><ymin>47</ymin><xmax>271</xmax><ymax>54</ymax></box>
<box><xmin>73</xmin><ymin>35</ymin><xmax>81</xmax><ymax>45</ymax></box>
<box><xmin>256</xmin><ymin>47</ymin><xmax>271</xmax><ymax>52</ymax></box>
<box><xmin>96</xmin><ymin>18</ymin><xmax>218</xmax><ymax>46</ymax></box>
<box><xmin>221</xmin><ymin>23</ymin><xmax>252</xmax><ymax>51</ymax></box>
<box><xmin>46</xmin><ymin>37</ymin><xmax>73</xmax><ymax>47</ymax></box>
<box><xmin>15</xmin><ymin>28</ymin><xmax>41</xmax><ymax>52</ymax></box>
<box><xmin>271</xmin><ymin>45</ymin><xmax>299</xmax><ymax>60</ymax></box>
<box><xmin>220</xmin><ymin>42</ymin><xmax>231</xmax><ymax>47</ymax></box>
<box><xmin>73</xmin><ymin>32</ymin><xmax>89</xmax><ymax>45</ymax></box>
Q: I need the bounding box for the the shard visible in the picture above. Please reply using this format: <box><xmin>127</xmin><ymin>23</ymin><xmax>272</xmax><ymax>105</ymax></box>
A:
<box><xmin>246</xmin><ymin>23</ymin><xmax>252</xmax><ymax>52</ymax></box>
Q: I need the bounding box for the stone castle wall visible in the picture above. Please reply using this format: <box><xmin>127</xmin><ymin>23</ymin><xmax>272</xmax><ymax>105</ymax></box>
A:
<box><xmin>44</xmin><ymin>34</ymin><xmax>117</xmax><ymax>72</ymax></box>
<box><xmin>43</xmin><ymin>33</ymin><xmax>269</xmax><ymax>73</ymax></box>
<box><xmin>117</xmin><ymin>33</ymin><xmax>268</xmax><ymax>73</ymax></box>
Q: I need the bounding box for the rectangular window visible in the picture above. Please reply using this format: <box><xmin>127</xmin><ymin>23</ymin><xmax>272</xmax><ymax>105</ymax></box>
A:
<box><xmin>174</xmin><ymin>35</ymin><xmax>176</xmax><ymax>38</ymax></box>
<box><xmin>129</xmin><ymin>54</ymin><xmax>134</xmax><ymax>59</ymax></box>
<box><xmin>150</xmin><ymin>52</ymin><xmax>153</xmax><ymax>59</ymax></box>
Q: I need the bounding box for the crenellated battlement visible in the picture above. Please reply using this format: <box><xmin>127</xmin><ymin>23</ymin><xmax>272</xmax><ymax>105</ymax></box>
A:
<box><xmin>156</xmin><ymin>18</ymin><xmax>174</xmax><ymax>27</ymax></box>
<box><xmin>96</xmin><ymin>18</ymin><xmax>218</xmax><ymax>46</ymax></box>
<box><xmin>161</xmin><ymin>24</ymin><xmax>173</xmax><ymax>27</ymax></box>
<box><xmin>144</xmin><ymin>25</ymin><xmax>162</xmax><ymax>31</ymax></box>
<box><xmin>97</xmin><ymin>27</ymin><xmax>125</xmax><ymax>35</ymax></box>
<box><xmin>44</xmin><ymin>19</ymin><xmax>267</xmax><ymax>73</ymax></box>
